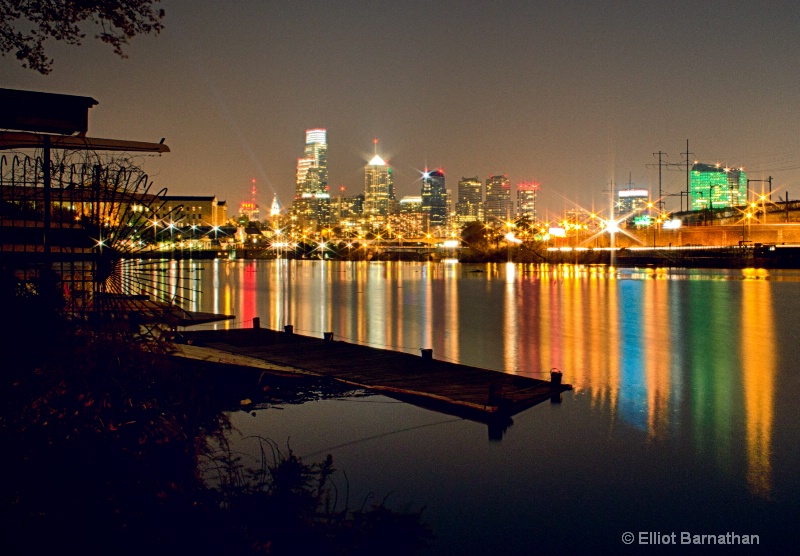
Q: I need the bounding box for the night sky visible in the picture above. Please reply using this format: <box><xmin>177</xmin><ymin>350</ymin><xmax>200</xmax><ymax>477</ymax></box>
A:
<box><xmin>3</xmin><ymin>0</ymin><xmax>800</xmax><ymax>219</ymax></box>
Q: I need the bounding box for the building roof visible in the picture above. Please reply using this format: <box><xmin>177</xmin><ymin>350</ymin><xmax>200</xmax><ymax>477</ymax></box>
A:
<box><xmin>163</xmin><ymin>195</ymin><xmax>217</xmax><ymax>202</ymax></box>
<box><xmin>692</xmin><ymin>162</ymin><xmax>744</xmax><ymax>174</ymax></box>
<box><xmin>0</xmin><ymin>88</ymin><xmax>98</xmax><ymax>135</ymax></box>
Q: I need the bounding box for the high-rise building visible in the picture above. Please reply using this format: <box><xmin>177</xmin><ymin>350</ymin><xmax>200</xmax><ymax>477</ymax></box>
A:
<box><xmin>690</xmin><ymin>162</ymin><xmax>747</xmax><ymax>211</ymax></box>
<box><xmin>516</xmin><ymin>181</ymin><xmax>539</xmax><ymax>221</ymax></box>
<box><xmin>485</xmin><ymin>174</ymin><xmax>512</xmax><ymax>222</ymax></box>
<box><xmin>296</xmin><ymin>128</ymin><xmax>328</xmax><ymax>193</ymax></box>
<box><xmin>456</xmin><ymin>176</ymin><xmax>483</xmax><ymax>223</ymax></box>
<box><xmin>615</xmin><ymin>188</ymin><xmax>649</xmax><ymax>225</ymax></box>
<box><xmin>364</xmin><ymin>142</ymin><xmax>394</xmax><ymax>217</ymax></box>
<box><xmin>293</xmin><ymin>128</ymin><xmax>330</xmax><ymax>226</ymax></box>
<box><xmin>421</xmin><ymin>168</ymin><xmax>447</xmax><ymax>228</ymax></box>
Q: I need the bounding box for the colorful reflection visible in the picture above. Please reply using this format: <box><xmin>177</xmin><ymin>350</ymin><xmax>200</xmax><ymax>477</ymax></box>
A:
<box><xmin>130</xmin><ymin>259</ymin><xmax>779</xmax><ymax>496</ymax></box>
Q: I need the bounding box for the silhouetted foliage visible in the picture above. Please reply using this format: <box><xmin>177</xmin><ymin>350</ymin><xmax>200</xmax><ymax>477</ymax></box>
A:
<box><xmin>1</xmin><ymin>316</ymin><xmax>433</xmax><ymax>554</ymax></box>
<box><xmin>0</xmin><ymin>0</ymin><xmax>165</xmax><ymax>74</ymax></box>
<box><xmin>460</xmin><ymin>221</ymin><xmax>490</xmax><ymax>251</ymax></box>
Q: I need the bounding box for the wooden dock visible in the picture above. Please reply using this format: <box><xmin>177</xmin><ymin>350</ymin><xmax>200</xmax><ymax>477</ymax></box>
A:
<box><xmin>176</xmin><ymin>326</ymin><xmax>572</xmax><ymax>423</ymax></box>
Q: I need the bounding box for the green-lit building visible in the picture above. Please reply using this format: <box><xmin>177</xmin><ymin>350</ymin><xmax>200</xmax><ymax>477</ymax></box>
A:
<box><xmin>690</xmin><ymin>163</ymin><xmax>747</xmax><ymax>211</ymax></box>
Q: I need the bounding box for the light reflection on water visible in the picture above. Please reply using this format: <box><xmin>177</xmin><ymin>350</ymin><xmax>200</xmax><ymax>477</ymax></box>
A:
<box><xmin>132</xmin><ymin>259</ymin><xmax>799</xmax><ymax>550</ymax></box>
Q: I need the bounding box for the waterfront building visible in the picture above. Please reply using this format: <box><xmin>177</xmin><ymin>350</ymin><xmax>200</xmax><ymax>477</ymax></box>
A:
<box><xmin>293</xmin><ymin>128</ymin><xmax>330</xmax><ymax>226</ymax></box>
<box><xmin>456</xmin><ymin>176</ymin><xmax>483</xmax><ymax>224</ymax></box>
<box><xmin>364</xmin><ymin>143</ymin><xmax>394</xmax><ymax>218</ymax></box>
<box><xmin>690</xmin><ymin>162</ymin><xmax>747</xmax><ymax>211</ymax></box>
<box><xmin>159</xmin><ymin>195</ymin><xmax>228</xmax><ymax>227</ymax></box>
<box><xmin>485</xmin><ymin>174</ymin><xmax>512</xmax><ymax>222</ymax></box>
<box><xmin>421</xmin><ymin>168</ymin><xmax>447</xmax><ymax>228</ymax></box>
<box><xmin>516</xmin><ymin>181</ymin><xmax>538</xmax><ymax>221</ymax></box>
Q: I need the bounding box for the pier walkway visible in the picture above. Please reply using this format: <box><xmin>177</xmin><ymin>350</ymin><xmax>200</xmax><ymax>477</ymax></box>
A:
<box><xmin>176</xmin><ymin>326</ymin><xmax>572</xmax><ymax>422</ymax></box>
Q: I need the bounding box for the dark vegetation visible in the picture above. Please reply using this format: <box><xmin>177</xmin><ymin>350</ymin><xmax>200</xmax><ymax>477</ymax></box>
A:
<box><xmin>0</xmin><ymin>275</ymin><xmax>433</xmax><ymax>555</ymax></box>
<box><xmin>0</xmin><ymin>0</ymin><xmax>165</xmax><ymax>74</ymax></box>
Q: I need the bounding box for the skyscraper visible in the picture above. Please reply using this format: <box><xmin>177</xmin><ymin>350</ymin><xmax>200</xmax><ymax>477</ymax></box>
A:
<box><xmin>293</xmin><ymin>128</ymin><xmax>330</xmax><ymax>225</ymax></box>
<box><xmin>456</xmin><ymin>176</ymin><xmax>483</xmax><ymax>223</ymax></box>
<box><xmin>421</xmin><ymin>168</ymin><xmax>447</xmax><ymax>228</ymax></box>
<box><xmin>485</xmin><ymin>174</ymin><xmax>512</xmax><ymax>222</ymax></box>
<box><xmin>364</xmin><ymin>141</ymin><xmax>394</xmax><ymax>217</ymax></box>
<box><xmin>616</xmin><ymin>188</ymin><xmax>649</xmax><ymax>226</ymax></box>
<box><xmin>297</xmin><ymin>128</ymin><xmax>327</xmax><ymax>193</ymax></box>
<box><xmin>516</xmin><ymin>181</ymin><xmax>539</xmax><ymax>221</ymax></box>
<box><xmin>690</xmin><ymin>162</ymin><xmax>747</xmax><ymax>211</ymax></box>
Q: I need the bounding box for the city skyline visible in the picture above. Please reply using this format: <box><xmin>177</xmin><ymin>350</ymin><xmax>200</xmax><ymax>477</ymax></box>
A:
<box><xmin>3</xmin><ymin>1</ymin><xmax>800</xmax><ymax>219</ymax></box>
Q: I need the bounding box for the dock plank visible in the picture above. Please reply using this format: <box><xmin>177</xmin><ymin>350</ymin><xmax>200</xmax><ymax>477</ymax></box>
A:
<box><xmin>177</xmin><ymin>328</ymin><xmax>571</xmax><ymax>419</ymax></box>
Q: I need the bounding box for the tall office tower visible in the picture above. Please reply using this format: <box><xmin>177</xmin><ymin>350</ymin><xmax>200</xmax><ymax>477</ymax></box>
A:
<box><xmin>516</xmin><ymin>181</ymin><xmax>539</xmax><ymax>221</ymax></box>
<box><xmin>364</xmin><ymin>141</ymin><xmax>394</xmax><ymax>217</ymax></box>
<box><xmin>293</xmin><ymin>128</ymin><xmax>330</xmax><ymax>225</ymax></box>
<box><xmin>690</xmin><ymin>162</ymin><xmax>747</xmax><ymax>211</ymax></box>
<box><xmin>421</xmin><ymin>168</ymin><xmax>447</xmax><ymax>227</ymax></box>
<box><xmin>456</xmin><ymin>176</ymin><xmax>483</xmax><ymax>223</ymax></box>
<box><xmin>485</xmin><ymin>174</ymin><xmax>512</xmax><ymax>222</ymax></box>
<box><xmin>615</xmin><ymin>188</ymin><xmax>650</xmax><ymax>226</ymax></box>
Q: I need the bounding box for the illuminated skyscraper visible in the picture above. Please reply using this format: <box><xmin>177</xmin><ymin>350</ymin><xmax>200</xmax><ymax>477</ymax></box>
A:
<box><xmin>516</xmin><ymin>181</ymin><xmax>539</xmax><ymax>221</ymax></box>
<box><xmin>690</xmin><ymin>162</ymin><xmax>746</xmax><ymax>211</ymax></box>
<box><xmin>485</xmin><ymin>174</ymin><xmax>512</xmax><ymax>222</ymax></box>
<box><xmin>421</xmin><ymin>168</ymin><xmax>447</xmax><ymax>227</ymax></box>
<box><xmin>293</xmin><ymin>128</ymin><xmax>330</xmax><ymax>225</ymax></box>
<box><xmin>295</xmin><ymin>128</ymin><xmax>328</xmax><ymax>195</ymax></box>
<box><xmin>456</xmin><ymin>176</ymin><xmax>483</xmax><ymax>223</ymax></box>
<box><xmin>616</xmin><ymin>188</ymin><xmax>649</xmax><ymax>225</ymax></box>
<box><xmin>364</xmin><ymin>141</ymin><xmax>394</xmax><ymax>217</ymax></box>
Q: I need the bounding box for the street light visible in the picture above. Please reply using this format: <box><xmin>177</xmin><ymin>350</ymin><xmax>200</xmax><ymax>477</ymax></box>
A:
<box><xmin>746</xmin><ymin>177</ymin><xmax>773</xmax><ymax>224</ymax></box>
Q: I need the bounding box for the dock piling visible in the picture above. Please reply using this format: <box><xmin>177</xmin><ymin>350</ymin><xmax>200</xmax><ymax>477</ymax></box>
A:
<box><xmin>284</xmin><ymin>324</ymin><xmax>293</xmax><ymax>335</ymax></box>
<box><xmin>420</xmin><ymin>348</ymin><xmax>433</xmax><ymax>360</ymax></box>
<box><xmin>253</xmin><ymin>317</ymin><xmax>260</xmax><ymax>329</ymax></box>
<box><xmin>324</xmin><ymin>331</ymin><xmax>334</xmax><ymax>342</ymax></box>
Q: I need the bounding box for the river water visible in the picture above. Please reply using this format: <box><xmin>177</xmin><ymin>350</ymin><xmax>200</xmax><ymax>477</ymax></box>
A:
<box><xmin>149</xmin><ymin>259</ymin><xmax>800</xmax><ymax>552</ymax></box>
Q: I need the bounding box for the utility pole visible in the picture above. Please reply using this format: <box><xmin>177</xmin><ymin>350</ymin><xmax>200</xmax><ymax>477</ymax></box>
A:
<box><xmin>683</xmin><ymin>140</ymin><xmax>694</xmax><ymax>213</ymax></box>
<box><xmin>653</xmin><ymin>151</ymin><xmax>666</xmax><ymax>211</ymax></box>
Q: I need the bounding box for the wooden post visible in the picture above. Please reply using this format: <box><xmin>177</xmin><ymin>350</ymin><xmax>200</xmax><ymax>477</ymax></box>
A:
<box><xmin>253</xmin><ymin>317</ymin><xmax>260</xmax><ymax>329</ymax></box>
<box><xmin>284</xmin><ymin>324</ymin><xmax>293</xmax><ymax>335</ymax></box>
<box><xmin>420</xmin><ymin>348</ymin><xmax>432</xmax><ymax>360</ymax></box>
<box><xmin>324</xmin><ymin>331</ymin><xmax>334</xmax><ymax>342</ymax></box>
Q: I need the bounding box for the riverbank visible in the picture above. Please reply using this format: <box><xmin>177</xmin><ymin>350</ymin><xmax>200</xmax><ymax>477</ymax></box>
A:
<box><xmin>126</xmin><ymin>242</ymin><xmax>800</xmax><ymax>269</ymax></box>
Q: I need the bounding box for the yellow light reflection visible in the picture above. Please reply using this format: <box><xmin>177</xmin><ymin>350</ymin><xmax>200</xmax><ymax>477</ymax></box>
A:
<box><xmin>642</xmin><ymin>280</ymin><xmax>671</xmax><ymax>440</ymax></box>
<box><xmin>444</xmin><ymin>261</ymin><xmax>459</xmax><ymax>362</ymax></box>
<box><xmin>741</xmin><ymin>282</ymin><xmax>775</xmax><ymax>498</ymax></box>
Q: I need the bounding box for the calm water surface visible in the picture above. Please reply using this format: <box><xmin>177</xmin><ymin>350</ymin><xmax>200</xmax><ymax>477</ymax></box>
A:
<box><xmin>152</xmin><ymin>260</ymin><xmax>800</xmax><ymax>551</ymax></box>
